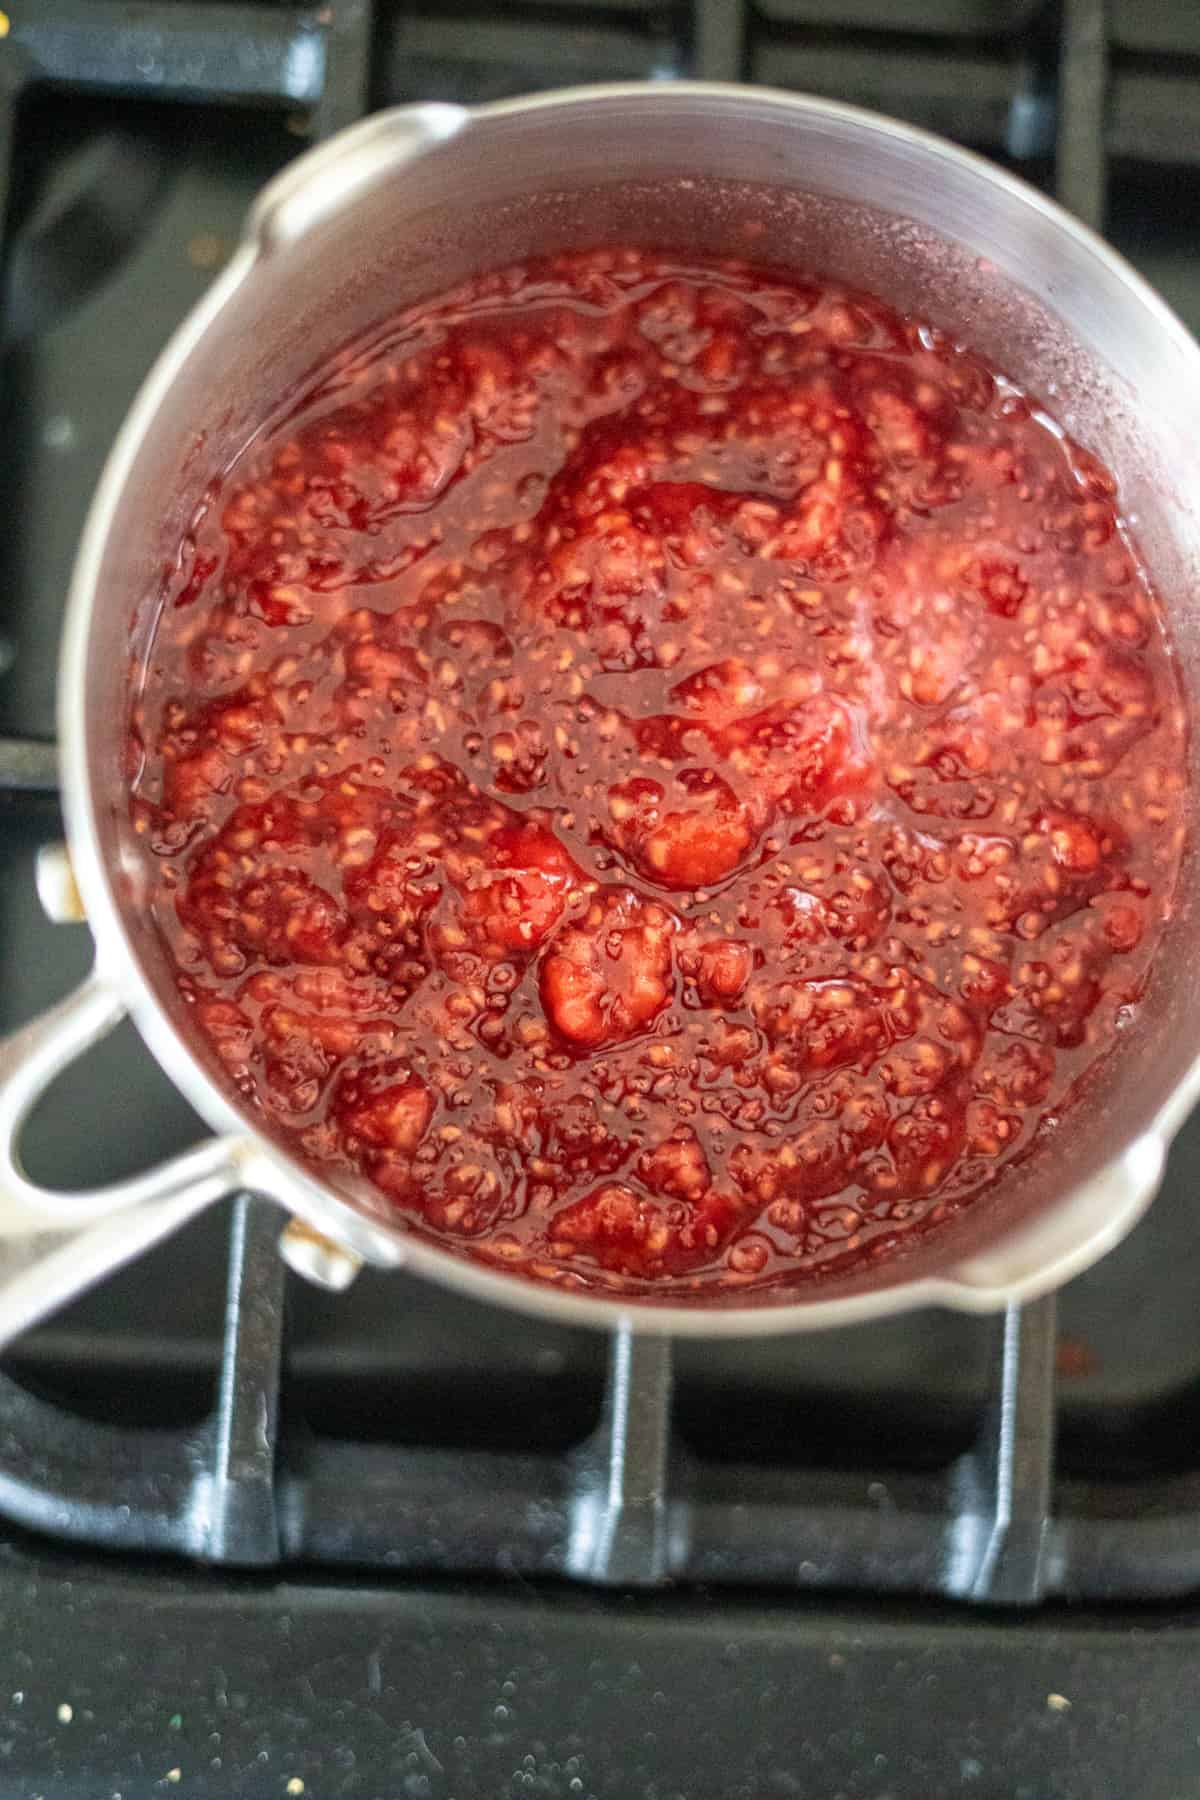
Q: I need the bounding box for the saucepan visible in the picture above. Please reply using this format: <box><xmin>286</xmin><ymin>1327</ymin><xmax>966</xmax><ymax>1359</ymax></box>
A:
<box><xmin>1</xmin><ymin>82</ymin><xmax>1198</xmax><ymax>1345</ymax></box>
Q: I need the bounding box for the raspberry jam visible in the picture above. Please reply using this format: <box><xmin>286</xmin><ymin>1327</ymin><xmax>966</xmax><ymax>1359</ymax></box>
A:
<box><xmin>128</xmin><ymin>248</ymin><xmax>1188</xmax><ymax>1297</ymax></box>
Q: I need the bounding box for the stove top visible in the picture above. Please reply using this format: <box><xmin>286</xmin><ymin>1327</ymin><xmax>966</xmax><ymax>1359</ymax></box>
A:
<box><xmin>1</xmin><ymin>2</ymin><xmax>1200</xmax><ymax>1795</ymax></box>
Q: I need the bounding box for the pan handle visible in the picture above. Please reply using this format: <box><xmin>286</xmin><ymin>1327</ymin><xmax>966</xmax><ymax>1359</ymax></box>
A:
<box><xmin>247</xmin><ymin>103</ymin><xmax>468</xmax><ymax>254</ymax></box>
<box><xmin>0</xmin><ymin>972</ymin><xmax>249</xmax><ymax>1347</ymax></box>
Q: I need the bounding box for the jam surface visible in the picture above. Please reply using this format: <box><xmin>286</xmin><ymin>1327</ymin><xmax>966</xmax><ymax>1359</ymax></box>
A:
<box><xmin>129</xmin><ymin>248</ymin><xmax>1188</xmax><ymax>1297</ymax></box>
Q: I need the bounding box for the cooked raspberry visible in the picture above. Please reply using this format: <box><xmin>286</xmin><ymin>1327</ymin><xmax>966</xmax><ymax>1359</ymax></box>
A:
<box><xmin>178</xmin><ymin>829</ymin><xmax>350</xmax><ymax>974</ymax></box>
<box><xmin>837</xmin><ymin>1077</ymin><xmax>891</xmax><ymax>1153</ymax></box>
<box><xmin>700</xmin><ymin>1021</ymin><xmax>758</xmax><ymax>1072</ymax></box>
<box><xmin>343</xmin><ymin>638</ymin><xmax>428</xmax><ymax>695</ymax></box>
<box><xmin>670</xmin><ymin>658</ymin><xmax>767</xmax><ymax>724</ymax></box>
<box><xmin>343</xmin><ymin>831</ymin><xmax>440</xmax><ymax>930</ymax></box>
<box><xmin>605</xmin><ymin>771</ymin><xmax>758</xmax><ymax>890</ymax></box>
<box><xmin>489</xmin><ymin>719</ymin><xmax>549</xmax><ymax>794</ymax></box>
<box><xmin>899</xmin><ymin>633</ymin><xmax>971</xmax><ymax>708</ymax></box>
<box><xmin>977</xmin><ymin>1040</ymin><xmax>1057</xmax><ymax>1109</ymax></box>
<box><xmin>194</xmin><ymin>996</ymin><xmax>254</xmax><ymax>1068</ymax></box>
<box><xmin>260</xmin><ymin>1005</ymin><xmax>394</xmax><ymax>1114</ymax></box>
<box><xmin>540</xmin><ymin>888</ymin><xmax>675</xmax><ymax>1048</ymax></box>
<box><xmin>888</xmin><ymin>1095</ymin><xmax>967</xmax><ymax>1192</ymax></box>
<box><xmin>234</xmin><ymin>870</ymin><xmax>348</xmax><ymax>967</ymax></box>
<box><xmin>630</xmin><ymin>481</ymin><xmax>742</xmax><ymax>559</ymax></box>
<box><xmin>694</xmin><ymin>937</ymin><xmax>754</xmax><ymax>1004</ymax></box>
<box><xmin>549</xmin><ymin>1183</ymin><xmax>667</xmax><ymax>1269</ymax></box>
<box><xmin>541</xmin><ymin>1090</ymin><xmax>630</xmax><ymax>1178</ymax></box>
<box><xmin>451</xmin><ymin>819</ymin><xmax>583</xmax><ymax>955</ymax></box>
<box><xmin>245</xmin><ymin>968</ymin><xmax>389</xmax><ymax>1014</ymax></box>
<box><xmin>778</xmin><ymin>1120</ymin><xmax>855</xmax><ymax>1202</ymax></box>
<box><xmin>993</xmin><ymin>963</ymin><xmax>1104</xmax><ymax>1051</ymax></box>
<box><xmin>739</xmin><ymin>1131</ymin><xmax>846</xmax><ymax>1210</ymax></box>
<box><xmin>761</xmin><ymin>478</ymin><xmax>889</xmax><ymax>582</ymax></box>
<box><xmin>924</xmin><ymin>694</ymin><xmax>1011</xmax><ymax>778</ymax></box>
<box><xmin>637</xmin><ymin>1130</ymin><xmax>711</xmax><ymax>1198</ymax></box>
<box><xmin>734</xmin><ymin>1073</ymin><xmax>887</xmax><ymax>1207</ymax></box>
<box><xmin>962</xmin><ymin>553</ymin><xmax>1029</xmax><ymax>619</ymax></box>
<box><xmin>1040</xmin><ymin>808</ymin><xmax>1104</xmax><ymax>874</ymax></box>
<box><xmin>164</xmin><ymin>745</ymin><xmax>231</xmax><ymax>817</ymax></box>
<box><xmin>959</xmin><ymin>955</ymin><xmax>1012</xmax><ymax>1012</ymax></box>
<box><xmin>752</xmin><ymin>978</ymin><xmax>898</xmax><ymax>1076</ymax></box>
<box><xmin>1034</xmin><ymin>645</ymin><xmax>1158</xmax><ymax>774</ymax></box>
<box><xmin>867</xmin><ymin>386</ymin><xmax>934</xmax><ymax>467</ymax></box>
<box><xmin>966</xmin><ymin>1098</ymin><xmax>1021</xmax><ymax>1157</ymax></box>
<box><xmin>184</xmin><ymin>603</ymin><xmax>263</xmax><ymax>688</ymax></box>
<box><xmin>549</xmin><ymin>1181</ymin><xmax>742</xmax><ymax>1275</ymax></box>
<box><xmin>723</xmin><ymin>694</ymin><xmax>872</xmax><ymax>815</ymax></box>
<box><xmin>769</xmin><ymin>885</ymin><xmax>829</xmax><ymax>948</ymax></box>
<box><xmin>820</xmin><ymin>875</ymin><xmax>891</xmax><ymax>946</ymax></box>
<box><xmin>950</xmin><ymin>813</ymin><xmax>1120</xmax><ymax>938</ymax></box>
<box><xmin>335</xmin><ymin>1070</ymin><xmax>433</xmax><ymax>1153</ymax></box>
<box><xmin>435</xmin><ymin>617</ymin><xmax>514</xmax><ymax>680</ymax></box>
<box><xmin>1096</xmin><ymin>898</ymin><xmax>1144</xmax><ymax>953</ymax></box>
<box><xmin>541</xmin><ymin>511</ymin><xmax>665</xmax><ymax>628</ymax></box>
<box><xmin>880</xmin><ymin>1036</ymin><xmax>954</xmax><ymax>1098</ymax></box>
<box><xmin>195</xmin><ymin>689</ymin><xmax>279</xmax><ymax>754</ymax></box>
<box><xmin>1095</xmin><ymin>647</ymin><xmax>1156</xmax><ymax>718</ymax></box>
<box><xmin>418</xmin><ymin>1159</ymin><xmax>509</xmax><ymax>1238</ymax></box>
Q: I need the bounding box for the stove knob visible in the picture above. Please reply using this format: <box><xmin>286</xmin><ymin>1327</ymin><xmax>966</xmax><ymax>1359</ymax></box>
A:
<box><xmin>278</xmin><ymin>1218</ymin><xmax>363</xmax><ymax>1292</ymax></box>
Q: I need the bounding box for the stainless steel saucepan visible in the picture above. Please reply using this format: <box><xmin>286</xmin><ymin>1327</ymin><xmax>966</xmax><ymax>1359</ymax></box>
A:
<box><xmin>0</xmin><ymin>82</ymin><xmax>1197</xmax><ymax>1344</ymax></box>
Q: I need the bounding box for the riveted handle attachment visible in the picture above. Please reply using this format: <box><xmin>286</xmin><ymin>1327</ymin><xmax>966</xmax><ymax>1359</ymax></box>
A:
<box><xmin>0</xmin><ymin>974</ymin><xmax>249</xmax><ymax>1346</ymax></box>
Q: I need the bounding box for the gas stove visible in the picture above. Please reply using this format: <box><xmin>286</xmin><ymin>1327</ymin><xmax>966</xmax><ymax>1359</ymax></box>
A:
<box><xmin>1</xmin><ymin>3</ymin><xmax>1200</xmax><ymax>1796</ymax></box>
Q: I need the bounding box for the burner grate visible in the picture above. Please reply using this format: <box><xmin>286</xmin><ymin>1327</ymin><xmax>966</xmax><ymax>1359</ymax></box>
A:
<box><xmin>1</xmin><ymin>0</ymin><xmax>1198</xmax><ymax>1606</ymax></box>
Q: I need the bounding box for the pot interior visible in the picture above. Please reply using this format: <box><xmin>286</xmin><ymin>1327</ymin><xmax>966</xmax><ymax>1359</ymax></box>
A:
<box><xmin>73</xmin><ymin>88</ymin><xmax>1200</xmax><ymax>1312</ymax></box>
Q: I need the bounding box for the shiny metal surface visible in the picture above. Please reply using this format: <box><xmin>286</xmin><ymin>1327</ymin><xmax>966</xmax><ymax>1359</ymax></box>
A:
<box><xmin>277</xmin><ymin>1219</ymin><xmax>364</xmax><ymax>1293</ymax></box>
<box><xmin>1</xmin><ymin>81</ymin><xmax>1198</xmax><ymax>1339</ymax></box>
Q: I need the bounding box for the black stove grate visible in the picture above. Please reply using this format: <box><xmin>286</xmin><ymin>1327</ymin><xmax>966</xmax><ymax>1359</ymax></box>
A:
<box><xmin>0</xmin><ymin>0</ymin><xmax>1197</xmax><ymax>1605</ymax></box>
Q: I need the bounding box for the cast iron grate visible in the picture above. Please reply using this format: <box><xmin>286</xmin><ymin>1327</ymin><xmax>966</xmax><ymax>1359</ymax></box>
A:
<box><xmin>0</xmin><ymin>0</ymin><xmax>1195</xmax><ymax>1604</ymax></box>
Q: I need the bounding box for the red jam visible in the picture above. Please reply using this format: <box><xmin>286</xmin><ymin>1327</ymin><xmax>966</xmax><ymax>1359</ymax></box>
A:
<box><xmin>128</xmin><ymin>248</ymin><xmax>1188</xmax><ymax>1297</ymax></box>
